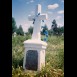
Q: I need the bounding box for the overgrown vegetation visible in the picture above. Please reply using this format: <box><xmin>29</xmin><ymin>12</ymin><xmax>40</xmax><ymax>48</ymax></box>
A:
<box><xmin>12</xmin><ymin>35</ymin><xmax>64</xmax><ymax>77</ymax></box>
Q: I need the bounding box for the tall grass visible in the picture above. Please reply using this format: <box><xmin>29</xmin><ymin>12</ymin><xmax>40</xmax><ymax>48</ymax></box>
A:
<box><xmin>12</xmin><ymin>35</ymin><xmax>64</xmax><ymax>77</ymax></box>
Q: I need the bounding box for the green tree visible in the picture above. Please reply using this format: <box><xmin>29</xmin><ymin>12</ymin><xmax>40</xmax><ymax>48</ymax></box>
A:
<box><xmin>12</xmin><ymin>17</ymin><xmax>17</xmax><ymax>34</ymax></box>
<box><xmin>48</xmin><ymin>29</ymin><xmax>53</xmax><ymax>36</ymax></box>
<box><xmin>57</xmin><ymin>26</ymin><xmax>64</xmax><ymax>35</ymax></box>
<box><xmin>16</xmin><ymin>25</ymin><xmax>24</xmax><ymax>36</ymax></box>
<box><xmin>60</xmin><ymin>26</ymin><xmax>64</xmax><ymax>33</ymax></box>
<box><xmin>28</xmin><ymin>26</ymin><xmax>33</xmax><ymax>35</ymax></box>
<box><xmin>51</xmin><ymin>19</ymin><xmax>58</xmax><ymax>35</ymax></box>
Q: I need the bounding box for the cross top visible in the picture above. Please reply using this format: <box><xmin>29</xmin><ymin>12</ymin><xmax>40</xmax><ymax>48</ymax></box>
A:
<box><xmin>28</xmin><ymin>4</ymin><xmax>48</xmax><ymax>40</ymax></box>
<box><xmin>35</xmin><ymin>4</ymin><xmax>41</xmax><ymax>16</ymax></box>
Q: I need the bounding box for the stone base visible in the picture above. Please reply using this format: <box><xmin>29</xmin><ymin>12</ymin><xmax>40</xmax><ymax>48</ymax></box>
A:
<box><xmin>23</xmin><ymin>39</ymin><xmax>47</xmax><ymax>71</ymax></box>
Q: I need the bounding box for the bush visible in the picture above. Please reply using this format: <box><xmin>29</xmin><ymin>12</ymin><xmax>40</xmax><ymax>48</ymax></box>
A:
<box><xmin>12</xmin><ymin>35</ymin><xmax>31</xmax><ymax>68</ymax></box>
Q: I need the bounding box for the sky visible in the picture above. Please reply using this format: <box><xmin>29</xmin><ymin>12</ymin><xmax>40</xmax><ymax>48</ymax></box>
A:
<box><xmin>12</xmin><ymin>0</ymin><xmax>64</xmax><ymax>32</ymax></box>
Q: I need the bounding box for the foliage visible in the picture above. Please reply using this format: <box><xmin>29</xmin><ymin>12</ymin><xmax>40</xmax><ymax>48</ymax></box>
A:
<box><xmin>28</xmin><ymin>26</ymin><xmax>33</xmax><ymax>35</ymax></box>
<box><xmin>48</xmin><ymin>29</ymin><xmax>53</xmax><ymax>36</ymax></box>
<box><xmin>12</xmin><ymin>35</ymin><xmax>31</xmax><ymax>68</ymax></box>
<box><xmin>51</xmin><ymin>19</ymin><xmax>58</xmax><ymax>35</ymax></box>
<box><xmin>12</xmin><ymin>65</ymin><xmax>64</xmax><ymax>77</ymax></box>
<box><xmin>57</xmin><ymin>26</ymin><xmax>64</xmax><ymax>35</ymax></box>
<box><xmin>12</xmin><ymin>17</ymin><xmax>17</xmax><ymax>34</ymax></box>
<box><xmin>12</xmin><ymin>17</ymin><xmax>25</xmax><ymax>36</ymax></box>
<box><xmin>12</xmin><ymin>35</ymin><xmax>64</xmax><ymax>77</ymax></box>
<box><xmin>46</xmin><ymin>36</ymin><xmax>64</xmax><ymax>70</ymax></box>
<box><xmin>51</xmin><ymin>19</ymin><xmax>64</xmax><ymax>36</ymax></box>
<box><xmin>16</xmin><ymin>25</ymin><xmax>24</xmax><ymax>36</ymax></box>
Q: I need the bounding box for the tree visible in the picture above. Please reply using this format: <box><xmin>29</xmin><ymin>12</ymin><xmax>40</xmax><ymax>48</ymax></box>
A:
<box><xmin>16</xmin><ymin>25</ymin><xmax>24</xmax><ymax>36</ymax></box>
<box><xmin>51</xmin><ymin>19</ymin><xmax>58</xmax><ymax>35</ymax></box>
<box><xmin>60</xmin><ymin>26</ymin><xmax>64</xmax><ymax>33</ymax></box>
<box><xmin>57</xmin><ymin>26</ymin><xmax>64</xmax><ymax>35</ymax></box>
<box><xmin>28</xmin><ymin>26</ymin><xmax>33</xmax><ymax>35</ymax></box>
<box><xmin>12</xmin><ymin>17</ymin><xmax>17</xmax><ymax>34</ymax></box>
<box><xmin>48</xmin><ymin>29</ymin><xmax>53</xmax><ymax>36</ymax></box>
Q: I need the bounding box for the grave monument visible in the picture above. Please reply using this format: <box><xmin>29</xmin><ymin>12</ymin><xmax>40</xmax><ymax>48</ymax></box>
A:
<box><xmin>23</xmin><ymin>4</ymin><xmax>48</xmax><ymax>71</ymax></box>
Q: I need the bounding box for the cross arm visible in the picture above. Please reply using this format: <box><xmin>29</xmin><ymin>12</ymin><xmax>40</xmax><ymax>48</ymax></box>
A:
<box><xmin>38</xmin><ymin>14</ymin><xmax>48</xmax><ymax>20</ymax></box>
<box><xmin>28</xmin><ymin>15</ymin><xmax>35</xmax><ymax>21</ymax></box>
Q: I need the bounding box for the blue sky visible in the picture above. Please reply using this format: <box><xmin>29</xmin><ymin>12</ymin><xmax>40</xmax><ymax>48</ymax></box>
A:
<box><xmin>12</xmin><ymin>0</ymin><xmax>64</xmax><ymax>32</ymax></box>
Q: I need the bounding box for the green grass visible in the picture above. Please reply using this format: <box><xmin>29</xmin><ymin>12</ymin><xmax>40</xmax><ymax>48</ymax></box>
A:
<box><xmin>12</xmin><ymin>35</ymin><xmax>64</xmax><ymax>77</ymax></box>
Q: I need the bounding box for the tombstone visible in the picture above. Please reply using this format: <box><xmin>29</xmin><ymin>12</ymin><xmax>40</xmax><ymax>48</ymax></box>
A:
<box><xmin>23</xmin><ymin>4</ymin><xmax>48</xmax><ymax>71</ymax></box>
<box><xmin>14</xmin><ymin>32</ymin><xmax>16</xmax><ymax>37</ymax></box>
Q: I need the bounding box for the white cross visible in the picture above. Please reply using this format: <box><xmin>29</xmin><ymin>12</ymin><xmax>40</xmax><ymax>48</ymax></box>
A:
<box><xmin>28</xmin><ymin>4</ymin><xmax>48</xmax><ymax>40</ymax></box>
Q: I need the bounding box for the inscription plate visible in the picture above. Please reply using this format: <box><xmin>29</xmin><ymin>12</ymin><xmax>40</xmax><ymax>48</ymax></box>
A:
<box><xmin>25</xmin><ymin>50</ymin><xmax>38</xmax><ymax>70</ymax></box>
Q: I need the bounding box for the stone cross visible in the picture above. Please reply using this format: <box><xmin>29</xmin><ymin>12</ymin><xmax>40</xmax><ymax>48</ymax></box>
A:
<box><xmin>28</xmin><ymin>4</ymin><xmax>48</xmax><ymax>40</ymax></box>
<box><xmin>23</xmin><ymin>4</ymin><xmax>48</xmax><ymax>71</ymax></box>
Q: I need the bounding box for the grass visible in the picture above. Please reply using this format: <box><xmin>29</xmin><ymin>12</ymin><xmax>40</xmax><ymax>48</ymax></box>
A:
<box><xmin>12</xmin><ymin>35</ymin><xmax>64</xmax><ymax>77</ymax></box>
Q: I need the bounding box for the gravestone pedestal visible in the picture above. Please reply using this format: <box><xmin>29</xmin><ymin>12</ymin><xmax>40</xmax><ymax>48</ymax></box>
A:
<box><xmin>23</xmin><ymin>39</ymin><xmax>47</xmax><ymax>71</ymax></box>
